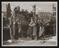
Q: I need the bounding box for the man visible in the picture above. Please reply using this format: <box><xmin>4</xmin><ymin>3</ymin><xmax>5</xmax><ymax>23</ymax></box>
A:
<box><xmin>14</xmin><ymin>22</ymin><xmax>19</xmax><ymax>40</ymax></box>
<box><xmin>36</xmin><ymin>20</ymin><xmax>40</xmax><ymax>40</ymax></box>
<box><xmin>21</xmin><ymin>16</ymin><xmax>29</xmax><ymax>39</ymax></box>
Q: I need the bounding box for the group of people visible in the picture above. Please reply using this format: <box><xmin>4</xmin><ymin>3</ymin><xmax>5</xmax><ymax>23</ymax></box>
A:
<box><xmin>7</xmin><ymin>13</ymin><xmax>54</xmax><ymax>40</ymax></box>
<box><xmin>12</xmin><ymin>15</ymin><xmax>55</xmax><ymax>40</ymax></box>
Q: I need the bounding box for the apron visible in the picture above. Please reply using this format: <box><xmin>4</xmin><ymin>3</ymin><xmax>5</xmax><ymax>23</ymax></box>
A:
<box><xmin>39</xmin><ymin>26</ymin><xmax>44</xmax><ymax>37</ymax></box>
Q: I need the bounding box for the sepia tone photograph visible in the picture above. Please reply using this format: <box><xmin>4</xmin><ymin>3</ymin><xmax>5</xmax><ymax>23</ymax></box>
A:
<box><xmin>1</xmin><ymin>2</ymin><xmax>57</xmax><ymax>46</ymax></box>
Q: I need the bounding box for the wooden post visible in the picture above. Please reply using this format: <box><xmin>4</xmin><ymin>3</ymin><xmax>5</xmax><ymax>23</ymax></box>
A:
<box><xmin>8</xmin><ymin>17</ymin><xmax>13</xmax><ymax>41</ymax></box>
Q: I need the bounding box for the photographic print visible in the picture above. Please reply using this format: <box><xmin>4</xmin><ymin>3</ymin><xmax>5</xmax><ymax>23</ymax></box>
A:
<box><xmin>1</xmin><ymin>2</ymin><xmax>57</xmax><ymax>46</ymax></box>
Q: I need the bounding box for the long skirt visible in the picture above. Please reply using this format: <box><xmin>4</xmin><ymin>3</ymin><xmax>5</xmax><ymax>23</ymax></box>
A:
<box><xmin>27</xmin><ymin>27</ymin><xmax>33</xmax><ymax>37</ymax></box>
<box><xmin>32</xmin><ymin>26</ymin><xmax>37</xmax><ymax>36</ymax></box>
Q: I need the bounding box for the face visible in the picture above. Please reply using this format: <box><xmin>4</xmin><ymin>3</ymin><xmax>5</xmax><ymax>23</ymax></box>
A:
<box><xmin>47</xmin><ymin>23</ymin><xmax>49</xmax><ymax>26</ymax></box>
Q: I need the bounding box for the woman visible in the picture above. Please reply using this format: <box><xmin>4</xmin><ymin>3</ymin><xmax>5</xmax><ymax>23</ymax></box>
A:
<box><xmin>29</xmin><ymin>17</ymin><xmax>37</xmax><ymax>40</ymax></box>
